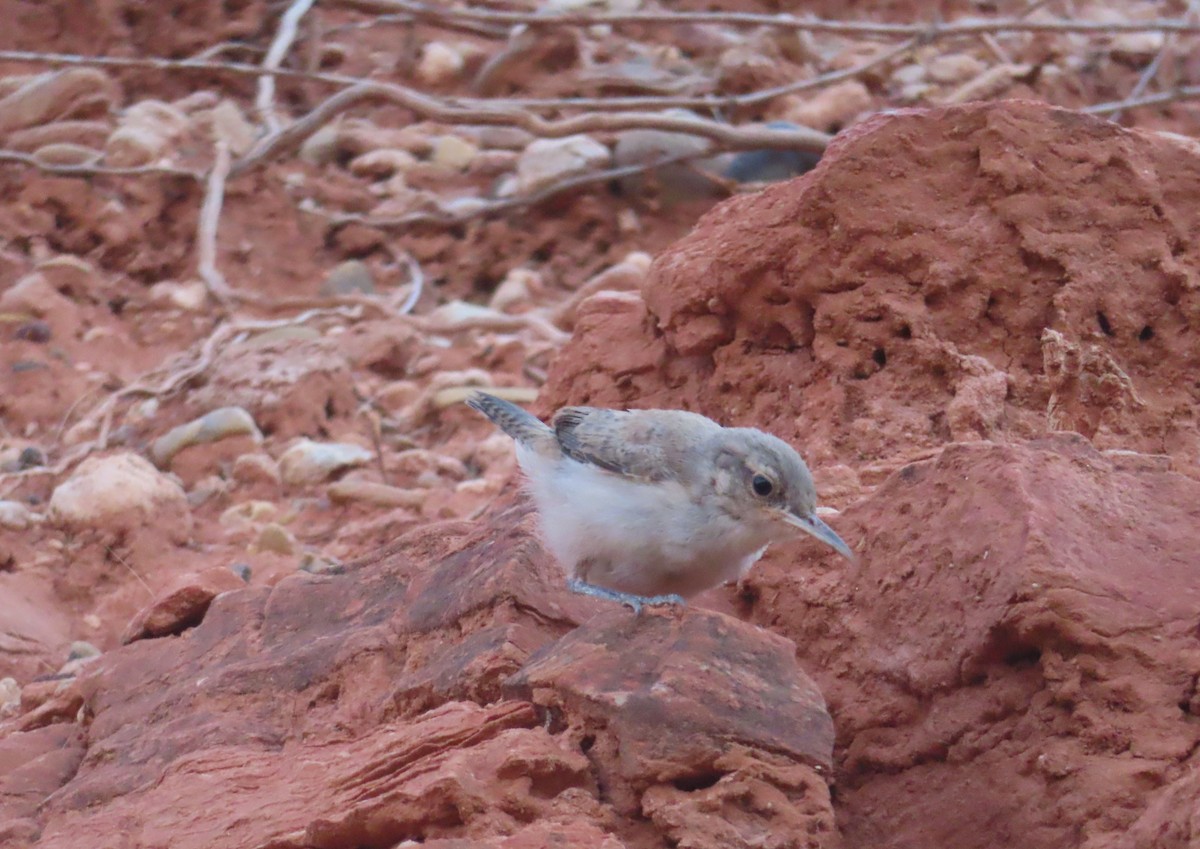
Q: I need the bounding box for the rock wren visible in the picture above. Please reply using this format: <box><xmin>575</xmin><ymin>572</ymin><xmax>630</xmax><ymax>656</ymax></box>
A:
<box><xmin>468</xmin><ymin>392</ymin><xmax>854</xmax><ymax>612</ymax></box>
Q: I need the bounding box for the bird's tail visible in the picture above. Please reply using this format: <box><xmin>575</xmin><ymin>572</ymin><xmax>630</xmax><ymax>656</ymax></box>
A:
<box><xmin>466</xmin><ymin>392</ymin><xmax>553</xmax><ymax>446</ymax></box>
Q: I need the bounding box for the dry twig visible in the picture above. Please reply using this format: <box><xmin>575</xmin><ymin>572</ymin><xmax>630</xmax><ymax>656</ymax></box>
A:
<box><xmin>1085</xmin><ymin>85</ymin><xmax>1200</xmax><ymax>115</ymax></box>
<box><xmin>231</xmin><ymin>81</ymin><xmax>829</xmax><ymax>177</ymax></box>
<box><xmin>318</xmin><ymin>148</ymin><xmax>731</xmax><ymax>230</ymax></box>
<box><xmin>0</xmin><ymin>148</ymin><xmax>200</xmax><ymax>178</ymax></box>
<box><xmin>323</xmin><ymin>10</ymin><xmax>509</xmax><ymax>38</ymax></box>
<box><xmin>392</xmin><ymin>249</ymin><xmax>424</xmax><ymax>315</ymax></box>
<box><xmin>258</xmin><ymin>0</ymin><xmax>319</xmax><ymax>133</ymax></box>
<box><xmin>197</xmin><ymin>140</ymin><xmax>238</xmax><ymax>305</ymax></box>
<box><xmin>495</xmin><ymin>33</ymin><xmax>924</xmax><ymax>111</ymax></box>
<box><xmin>337</xmin><ymin>0</ymin><xmax>1200</xmax><ymax>37</ymax></box>
<box><xmin>1107</xmin><ymin>0</ymin><xmax>1200</xmax><ymax>124</ymax></box>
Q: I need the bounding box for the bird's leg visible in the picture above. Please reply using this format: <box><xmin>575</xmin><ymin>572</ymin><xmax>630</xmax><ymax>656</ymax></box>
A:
<box><xmin>566</xmin><ymin>579</ymin><xmax>686</xmax><ymax>614</ymax></box>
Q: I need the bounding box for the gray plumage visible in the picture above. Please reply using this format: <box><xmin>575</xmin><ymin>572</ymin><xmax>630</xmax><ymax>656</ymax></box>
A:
<box><xmin>467</xmin><ymin>391</ymin><xmax>853</xmax><ymax>611</ymax></box>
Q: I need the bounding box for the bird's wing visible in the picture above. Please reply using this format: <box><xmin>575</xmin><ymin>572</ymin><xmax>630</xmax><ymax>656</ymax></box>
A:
<box><xmin>552</xmin><ymin>406</ymin><xmax>709</xmax><ymax>483</ymax></box>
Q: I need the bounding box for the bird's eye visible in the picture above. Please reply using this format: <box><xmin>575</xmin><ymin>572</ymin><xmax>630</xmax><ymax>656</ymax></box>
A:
<box><xmin>752</xmin><ymin>474</ymin><xmax>774</xmax><ymax>497</ymax></box>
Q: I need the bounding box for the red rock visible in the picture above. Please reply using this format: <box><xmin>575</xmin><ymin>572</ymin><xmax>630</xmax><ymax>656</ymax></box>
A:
<box><xmin>0</xmin><ymin>573</ymin><xmax>73</xmax><ymax>683</ymax></box>
<box><xmin>534</xmin><ymin>100</ymin><xmax>1200</xmax><ymax>847</ymax></box>
<box><xmin>0</xmin><ymin>497</ymin><xmax>839</xmax><ymax>848</ymax></box>
<box><xmin>0</xmin><ymin>724</ymin><xmax>85</xmax><ymax>822</ymax></box>
<box><xmin>507</xmin><ymin>607</ymin><xmax>833</xmax><ymax>789</ymax></box>
<box><xmin>14</xmin><ymin>680</ymin><xmax>82</xmax><ymax>732</ymax></box>
<box><xmin>641</xmin><ymin>748</ymin><xmax>838</xmax><ymax>849</ymax></box>
<box><xmin>541</xmin><ymin>100</ymin><xmax>1200</xmax><ymax>478</ymax></box>
<box><xmin>745</xmin><ymin>435</ymin><xmax>1200</xmax><ymax>849</ymax></box>
<box><xmin>423</xmin><ymin>820</ymin><xmax>627</xmax><ymax>848</ymax></box>
<box><xmin>507</xmin><ymin>608</ymin><xmax>835</xmax><ymax>845</ymax></box>
<box><xmin>120</xmin><ymin>566</ymin><xmax>245</xmax><ymax>644</ymax></box>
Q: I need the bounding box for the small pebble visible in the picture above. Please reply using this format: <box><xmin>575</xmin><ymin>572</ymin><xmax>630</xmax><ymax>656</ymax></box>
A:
<box><xmin>14</xmin><ymin>320</ymin><xmax>51</xmax><ymax>343</ymax></box>
<box><xmin>489</xmin><ymin>268</ymin><xmax>540</xmax><ymax>313</ymax></box>
<box><xmin>775</xmin><ymin>83</ymin><xmax>871</xmax><ymax>132</ymax></box>
<box><xmin>327</xmin><ymin>480</ymin><xmax>425</xmax><ymax>509</ymax></box>
<box><xmin>187</xmin><ymin>475</ymin><xmax>229</xmax><ymax>508</ymax></box>
<box><xmin>278</xmin><ymin>439</ymin><xmax>373</xmax><ymax>486</ymax></box>
<box><xmin>349</xmin><ymin>148</ymin><xmax>418</xmax><ymax>179</ymax></box>
<box><xmin>150</xmin><ymin>406</ymin><xmax>263</xmax><ymax>468</ymax></box>
<box><xmin>219</xmin><ymin>500</ymin><xmax>278</xmax><ymax>528</ymax></box>
<box><xmin>0</xmin><ymin>500</ymin><xmax>38</xmax><ymax>530</ymax></box>
<box><xmin>299</xmin><ymin>552</ymin><xmax>345</xmax><ymax>575</ymax></box>
<box><xmin>147</xmin><ymin>280</ymin><xmax>208</xmax><ymax>312</ymax></box>
<box><xmin>17</xmin><ymin>446</ymin><xmax>45</xmax><ymax>469</ymax></box>
<box><xmin>0</xmin><ymin>678</ymin><xmax>19</xmax><ymax>714</ymax></box>
<box><xmin>613</xmin><ymin>120</ymin><xmax>717</xmax><ymax>200</ymax></box>
<box><xmin>300</xmin><ymin>123</ymin><xmax>340</xmax><ymax>165</ymax></box>
<box><xmin>416</xmin><ymin>42</ymin><xmax>466</xmax><ymax>85</ymax></box>
<box><xmin>231</xmin><ymin>453</ymin><xmax>282</xmax><ymax>487</ymax></box>
<box><xmin>241</xmin><ymin>325</ymin><xmax>321</xmax><ymax>347</ymax></box>
<box><xmin>48</xmin><ymin>452</ymin><xmax>191</xmax><ymax>536</ymax></box>
<box><xmin>724</xmin><ymin>122</ymin><xmax>822</xmax><ymax>183</ymax></box>
<box><xmin>320</xmin><ymin>259</ymin><xmax>376</xmax><ymax>296</ymax></box>
<box><xmin>67</xmin><ymin>641</ymin><xmax>101</xmax><ymax>661</ymax></box>
<box><xmin>229</xmin><ymin>562</ymin><xmax>253</xmax><ymax>583</ymax></box>
<box><xmin>516</xmin><ymin>134</ymin><xmax>610</xmax><ymax>195</ymax></box>
<box><xmin>430</xmin><ymin>134</ymin><xmax>479</xmax><ymax>170</ymax></box>
<box><xmin>252</xmin><ymin>522</ymin><xmax>297</xmax><ymax>555</ymax></box>
<box><xmin>206</xmin><ymin>99</ymin><xmax>256</xmax><ymax>154</ymax></box>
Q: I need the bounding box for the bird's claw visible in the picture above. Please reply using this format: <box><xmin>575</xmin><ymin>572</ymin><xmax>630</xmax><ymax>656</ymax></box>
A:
<box><xmin>567</xmin><ymin>580</ymin><xmax>686</xmax><ymax>615</ymax></box>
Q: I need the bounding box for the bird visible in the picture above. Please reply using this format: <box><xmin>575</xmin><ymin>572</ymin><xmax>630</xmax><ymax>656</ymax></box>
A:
<box><xmin>466</xmin><ymin>391</ymin><xmax>855</xmax><ymax>613</ymax></box>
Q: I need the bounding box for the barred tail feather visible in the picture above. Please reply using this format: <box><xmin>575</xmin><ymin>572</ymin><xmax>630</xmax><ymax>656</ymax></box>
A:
<box><xmin>466</xmin><ymin>392</ymin><xmax>552</xmax><ymax>446</ymax></box>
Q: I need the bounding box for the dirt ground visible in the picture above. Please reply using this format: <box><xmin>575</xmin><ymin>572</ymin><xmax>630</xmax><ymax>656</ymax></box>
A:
<box><xmin>0</xmin><ymin>1</ymin><xmax>1198</xmax><ymax>848</ymax></box>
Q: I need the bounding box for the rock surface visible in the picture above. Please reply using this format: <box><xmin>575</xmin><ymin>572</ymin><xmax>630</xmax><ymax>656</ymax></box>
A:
<box><xmin>4</xmin><ymin>98</ymin><xmax>1200</xmax><ymax>849</ymax></box>
<box><xmin>119</xmin><ymin>566</ymin><xmax>245</xmax><ymax>644</ymax></box>
<box><xmin>47</xmin><ymin>452</ymin><xmax>191</xmax><ymax>539</ymax></box>
<box><xmin>542</xmin><ymin>100</ymin><xmax>1200</xmax><ymax>478</ymax></box>
<box><xmin>535</xmin><ymin>100</ymin><xmax>1200</xmax><ymax>847</ymax></box>
<box><xmin>2</xmin><ymin>504</ymin><xmax>838</xmax><ymax>849</ymax></box>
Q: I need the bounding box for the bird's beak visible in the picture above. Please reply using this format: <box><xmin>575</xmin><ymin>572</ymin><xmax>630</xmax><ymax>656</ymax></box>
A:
<box><xmin>777</xmin><ymin>509</ymin><xmax>856</xmax><ymax>562</ymax></box>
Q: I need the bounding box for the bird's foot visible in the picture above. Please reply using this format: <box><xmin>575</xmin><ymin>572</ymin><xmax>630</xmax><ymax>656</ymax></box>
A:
<box><xmin>567</xmin><ymin>579</ymin><xmax>686</xmax><ymax>614</ymax></box>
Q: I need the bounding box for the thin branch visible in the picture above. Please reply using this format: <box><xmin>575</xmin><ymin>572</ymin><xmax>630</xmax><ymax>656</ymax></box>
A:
<box><xmin>1110</xmin><ymin>41</ymin><xmax>1173</xmax><ymax>125</ymax></box>
<box><xmin>336</xmin><ymin>0</ymin><xmax>1200</xmax><ymax>36</ymax></box>
<box><xmin>0</xmin><ymin>49</ymin><xmax>358</xmax><ymax>87</ymax></box>
<box><xmin>106</xmin><ymin>546</ymin><xmax>154</xmax><ymax>597</ymax></box>
<box><xmin>197</xmin><ymin>140</ymin><xmax>237</xmax><ymax>305</ymax></box>
<box><xmin>322</xmin><ymin>10</ymin><xmax>510</xmax><ymax>38</ymax></box>
<box><xmin>0</xmin><ymin>148</ymin><xmax>201</xmax><ymax>178</ymax></box>
<box><xmin>735</xmin><ymin>35</ymin><xmax>922</xmax><ymax>107</ymax></box>
<box><xmin>1085</xmin><ymin>85</ymin><xmax>1200</xmax><ymax>115</ymax></box>
<box><xmin>189</xmin><ymin>40</ymin><xmax>265</xmax><ymax>62</ymax></box>
<box><xmin>231</xmin><ymin>81</ymin><xmax>829</xmax><ymax>177</ymax></box>
<box><xmin>393</xmin><ymin>249</ymin><xmax>424</xmax><ymax>315</ymax></box>
<box><xmin>492</xmin><ymin>33</ymin><xmax>923</xmax><ymax>111</ymax></box>
<box><xmin>3</xmin><ymin>35</ymin><xmax>1192</xmax><ymax>122</ymax></box>
<box><xmin>1108</xmin><ymin>0</ymin><xmax>1200</xmax><ymax>124</ymax></box>
<box><xmin>0</xmin><ymin>47</ymin><xmax>881</xmax><ymax>115</ymax></box>
<box><xmin>978</xmin><ymin>33</ymin><xmax>1012</xmax><ymax>64</ymax></box>
<box><xmin>258</xmin><ymin>0</ymin><xmax>319</xmax><ymax>133</ymax></box>
<box><xmin>320</xmin><ymin>148</ymin><xmax>731</xmax><ymax>229</ymax></box>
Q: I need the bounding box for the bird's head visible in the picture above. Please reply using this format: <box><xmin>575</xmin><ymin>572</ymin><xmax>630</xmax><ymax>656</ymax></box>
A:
<box><xmin>712</xmin><ymin>428</ymin><xmax>855</xmax><ymax>561</ymax></box>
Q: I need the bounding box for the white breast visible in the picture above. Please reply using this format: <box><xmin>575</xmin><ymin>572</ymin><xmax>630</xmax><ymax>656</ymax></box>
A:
<box><xmin>515</xmin><ymin>445</ymin><xmax>771</xmax><ymax>598</ymax></box>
